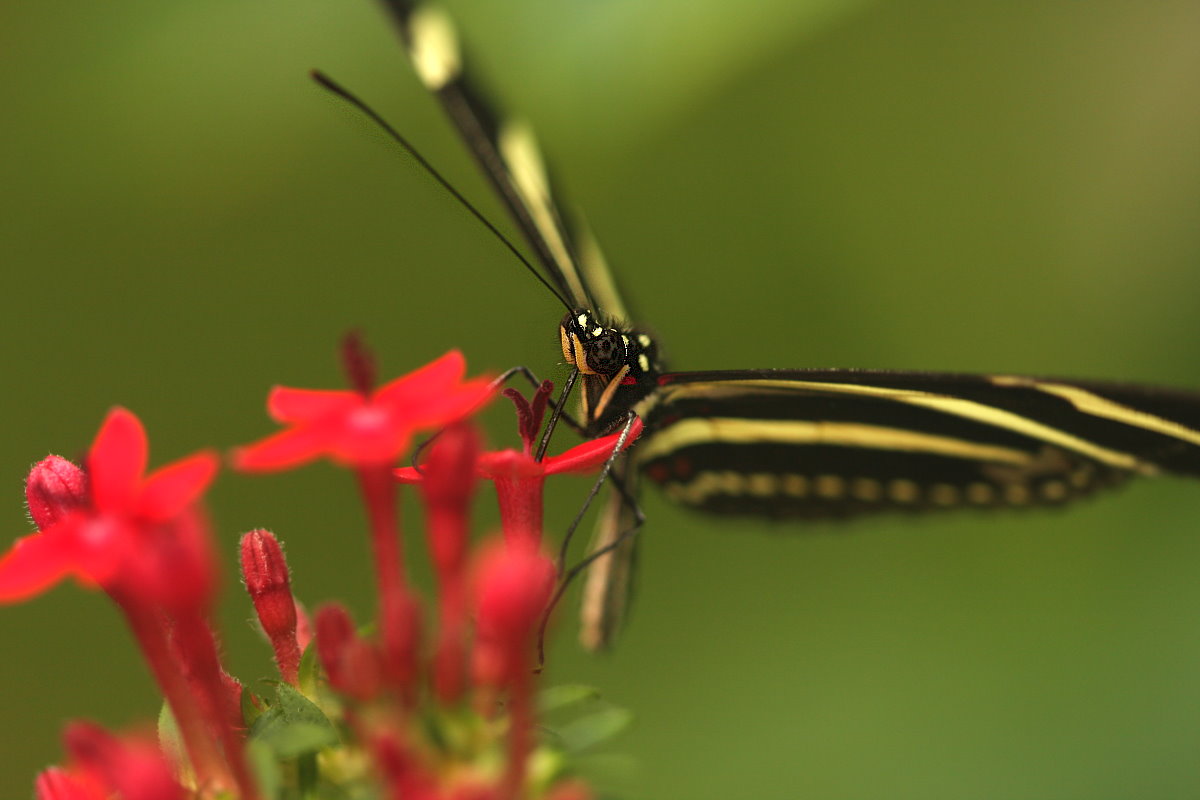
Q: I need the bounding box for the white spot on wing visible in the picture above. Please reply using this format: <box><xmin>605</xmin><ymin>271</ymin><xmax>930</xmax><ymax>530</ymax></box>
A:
<box><xmin>409</xmin><ymin>7</ymin><xmax>461</xmax><ymax>90</ymax></box>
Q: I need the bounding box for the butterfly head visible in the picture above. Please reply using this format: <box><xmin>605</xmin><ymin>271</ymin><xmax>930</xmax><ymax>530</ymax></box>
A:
<box><xmin>560</xmin><ymin>309</ymin><xmax>658</xmax><ymax>379</ymax></box>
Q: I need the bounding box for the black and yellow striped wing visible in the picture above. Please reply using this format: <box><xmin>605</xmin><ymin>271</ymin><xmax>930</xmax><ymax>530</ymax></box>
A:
<box><xmin>636</xmin><ymin>370</ymin><xmax>1200</xmax><ymax>518</ymax></box>
<box><xmin>378</xmin><ymin>0</ymin><xmax>632</xmax><ymax>322</ymax></box>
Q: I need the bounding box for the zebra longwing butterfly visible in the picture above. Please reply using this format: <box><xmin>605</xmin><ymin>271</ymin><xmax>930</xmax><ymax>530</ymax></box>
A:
<box><xmin>376</xmin><ymin>0</ymin><xmax>1200</xmax><ymax>650</ymax></box>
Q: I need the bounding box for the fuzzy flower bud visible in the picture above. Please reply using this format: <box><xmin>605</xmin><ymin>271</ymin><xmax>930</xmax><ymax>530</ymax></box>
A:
<box><xmin>240</xmin><ymin>529</ymin><xmax>301</xmax><ymax>684</ymax></box>
<box><xmin>25</xmin><ymin>455</ymin><xmax>88</xmax><ymax>530</ymax></box>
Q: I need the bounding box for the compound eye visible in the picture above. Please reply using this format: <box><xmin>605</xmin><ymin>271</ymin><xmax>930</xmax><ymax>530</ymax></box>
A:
<box><xmin>585</xmin><ymin>330</ymin><xmax>625</xmax><ymax>374</ymax></box>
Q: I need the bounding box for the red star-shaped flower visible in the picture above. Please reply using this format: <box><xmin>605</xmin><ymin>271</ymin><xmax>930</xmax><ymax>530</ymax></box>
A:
<box><xmin>233</xmin><ymin>350</ymin><xmax>494</xmax><ymax>471</ymax></box>
<box><xmin>396</xmin><ymin>381</ymin><xmax>642</xmax><ymax>544</ymax></box>
<box><xmin>0</xmin><ymin>407</ymin><xmax>218</xmax><ymax>607</ymax></box>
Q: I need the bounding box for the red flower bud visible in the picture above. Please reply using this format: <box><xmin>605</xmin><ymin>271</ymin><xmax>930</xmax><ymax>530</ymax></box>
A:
<box><xmin>316</xmin><ymin>603</ymin><xmax>382</xmax><ymax>701</ymax></box>
<box><xmin>473</xmin><ymin>540</ymin><xmax>554</xmax><ymax>686</ymax></box>
<box><xmin>371</xmin><ymin>729</ymin><xmax>437</xmax><ymax>800</ymax></box>
<box><xmin>380</xmin><ymin>587</ymin><xmax>422</xmax><ymax>696</ymax></box>
<box><xmin>420</xmin><ymin>423</ymin><xmax>480</xmax><ymax>704</ymax></box>
<box><xmin>421</xmin><ymin>423</ymin><xmax>480</xmax><ymax>514</ymax></box>
<box><xmin>475</xmin><ymin>541</ymin><xmax>555</xmax><ymax>650</ymax></box>
<box><xmin>25</xmin><ymin>455</ymin><xmax>88</xmax><ymax>530</ymax></box>
<box><xmin>294</xmin><ymin>598</ymin><xmax>314</xmax><ymax>652</ymax></box>
<box><xmin>422</xmin><ymin>423</ymin><xmax>479</xmax><ymax>578</ymax></box>
<box><xmin>240</xmin><ymin>529</ymin><xmax>301</xmax><ymax>684</ymax></box>
<box><xmin>34</xmin><ymin>767</ymin><xmax>101</xmax><ymax>800</ymax></box>
<box><xmin>62</xmin><ymin>721</ymin><xmax>182</xmax><ymax>800</ymax></box>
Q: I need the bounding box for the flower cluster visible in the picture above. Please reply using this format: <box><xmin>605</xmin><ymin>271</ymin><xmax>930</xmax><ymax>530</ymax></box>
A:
<box><xmin>6</xmin><ymin>344</ymin><xmax>636</xmax><ymax>800</ymax></box>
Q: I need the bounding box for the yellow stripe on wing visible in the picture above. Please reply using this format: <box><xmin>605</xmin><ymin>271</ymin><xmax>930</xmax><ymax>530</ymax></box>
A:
<box><xmin>636</xmin><ymin>416</ymin><xmax>1037</xmax><ymax>466</ymax></box>
<box><xmin>646</xmin><ymin>379</ymin><xmax>1156</xmax><ymax>474</ymax></box>
<box><xmin>990</xmin><ymin>375</ymin><xmax>1200</xmax><ymax>446</ymax></box>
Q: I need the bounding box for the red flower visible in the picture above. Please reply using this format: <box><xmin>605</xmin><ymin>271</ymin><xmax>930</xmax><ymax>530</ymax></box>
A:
<box><xmin>396</xmin><ymin>382</ymin><xmax>642</xmax><ymax>544</ymax></box>
<box><xmin>233</xmin><ymin>350</ymin><xmax>494</xmax><ymax>471</ymax></box>
<box><xmin>0</xmin><ymin>408</ymin><xmax>218</xmax><ymax>606</ymax></box>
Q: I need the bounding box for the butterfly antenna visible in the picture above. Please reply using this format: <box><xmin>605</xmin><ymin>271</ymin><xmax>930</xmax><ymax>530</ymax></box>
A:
<box><xmin>311</xmin><ymin>69</ymin><xmax>573</xmax><ymax>312</ymax></box>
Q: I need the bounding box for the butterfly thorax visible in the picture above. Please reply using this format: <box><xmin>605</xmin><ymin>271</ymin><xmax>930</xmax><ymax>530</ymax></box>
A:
<box><xmin>560</xmin><ymin>309</ymin><xmax>661</xmax><ymax>435</ymax></box>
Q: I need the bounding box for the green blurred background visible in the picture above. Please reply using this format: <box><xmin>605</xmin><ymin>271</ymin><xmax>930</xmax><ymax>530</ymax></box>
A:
<box><xmin>4</xmin><ymin>1</ymin><xmax>1200</xmax><ymax>797</ymax></box>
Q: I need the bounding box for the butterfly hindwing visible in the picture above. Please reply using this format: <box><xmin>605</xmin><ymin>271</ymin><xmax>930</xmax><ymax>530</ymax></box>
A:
<box><xmin>635</xmin><ymin>369</ymin><xmax>1200</xmax><ymax>518</ymax></box>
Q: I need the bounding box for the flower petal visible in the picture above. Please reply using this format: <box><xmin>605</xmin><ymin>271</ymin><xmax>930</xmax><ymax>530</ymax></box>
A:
<box><xmin>0</xmin><ymin>524</ymin><xmax>83</xmax><ymax>602</ymax></box>
<box><xmin>231</xmin><ymin>426</ymin><xmax>330</xmax><ymax>472</ymax></box>
<box><xmin>88</xmin><ymin>408</ymin><xmax>147</xmax><ymax>513</ymax></box>
<box><xmin>543</xmin><ymin>418</ymin><xmax>644</xmax><ymax>475</ymax></box>
<box><xmin>402</xmin><ymin>377</ymin><xmax>496</xmax><ymax>428</ymax></box>
<box><xmin>373</xmin><ymin>351</ymin><xmax>467</xmax><ymax>407</ymax></box>
<box><xmin>137</xmin><ymin>451</ymin><xmax>219</xmax><ymax>521</ymax></box>
<box><xmin>266</xmin><ymin>387</ymin><xmax>356</xmax><ymax>424</ymax></box>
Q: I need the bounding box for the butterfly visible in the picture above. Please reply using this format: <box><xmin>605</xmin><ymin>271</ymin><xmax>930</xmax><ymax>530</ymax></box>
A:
<box><xmin>370</xmin><ymin>0</ymin><xmax>1200</xmax><ymax>651</ymax></box>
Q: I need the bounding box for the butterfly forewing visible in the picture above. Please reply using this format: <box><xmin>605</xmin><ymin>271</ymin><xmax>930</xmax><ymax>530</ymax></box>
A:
<box><xmin>379</xmin><ymin>0</ymin><xmax>630</xmax><ymax>320</ymax></box>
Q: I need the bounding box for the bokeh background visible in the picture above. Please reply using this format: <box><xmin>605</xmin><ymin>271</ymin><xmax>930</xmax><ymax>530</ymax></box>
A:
<box><xmin>5</xmin><ymin>1</ymin><xmax>1200</xmax><ymax>797</ymax></box>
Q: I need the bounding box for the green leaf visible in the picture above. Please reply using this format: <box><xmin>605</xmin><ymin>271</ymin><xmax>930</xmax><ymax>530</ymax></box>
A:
<box><xmin>297</xmin><ymin>639</ymin><xmax>320</xmax><ymax>696</ymax></box>
<box><xmin>241</xmin><ymin>685</ymin><xmax>265</xmax><ymax>727</ymax></box>
<box><xmin>554</xmin><ymin>708</ymin><xmax>633</xmax><ymax>753</ymax></box>
<box><xmin>246</xmin><ymin>738</ymin><xmax>282</xmax><ymax>800</ymax></box>
<box><xmin>297</xmin><ymin>751</ymin><xmax>319</xmax><ymax>797</ymax></box>
<box><xmin>157</xmin><ymin>702</ymin><xmax>188</xmax><ymax>776</ymax></box>
<box><xmin>250</xmin><ymin>683</ymin><xmax>340</xmax><ymax>759</ymax></box>
<box><xmin>538</xmin><ymin>684</ymin><xmax>600</xmax><ymax>714</ymax></box>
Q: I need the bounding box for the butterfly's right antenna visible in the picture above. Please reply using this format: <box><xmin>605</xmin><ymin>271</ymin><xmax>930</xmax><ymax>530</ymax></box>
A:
<box><xmin>311</xmin><ymin>70</ymin><xmax>573</xmax><ymax>313</ymax></box>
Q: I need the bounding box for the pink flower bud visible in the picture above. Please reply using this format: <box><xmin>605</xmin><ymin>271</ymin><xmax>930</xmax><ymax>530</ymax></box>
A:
<box><xmin>240</xmin><ymin>529</ymin><xmax>301</xmax><ymax>684</ymax></box>
<box><xmin>25</xmin><ymin>455</ymin><xmax>88</xmax><ymax>530</ymax></box>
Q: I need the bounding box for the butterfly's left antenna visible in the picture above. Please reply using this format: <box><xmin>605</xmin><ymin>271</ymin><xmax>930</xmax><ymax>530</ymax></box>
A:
<box><xmin>311</xmin><ymin>70</ymin><xmax>574</xmax><ymax>313</ymax></box>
